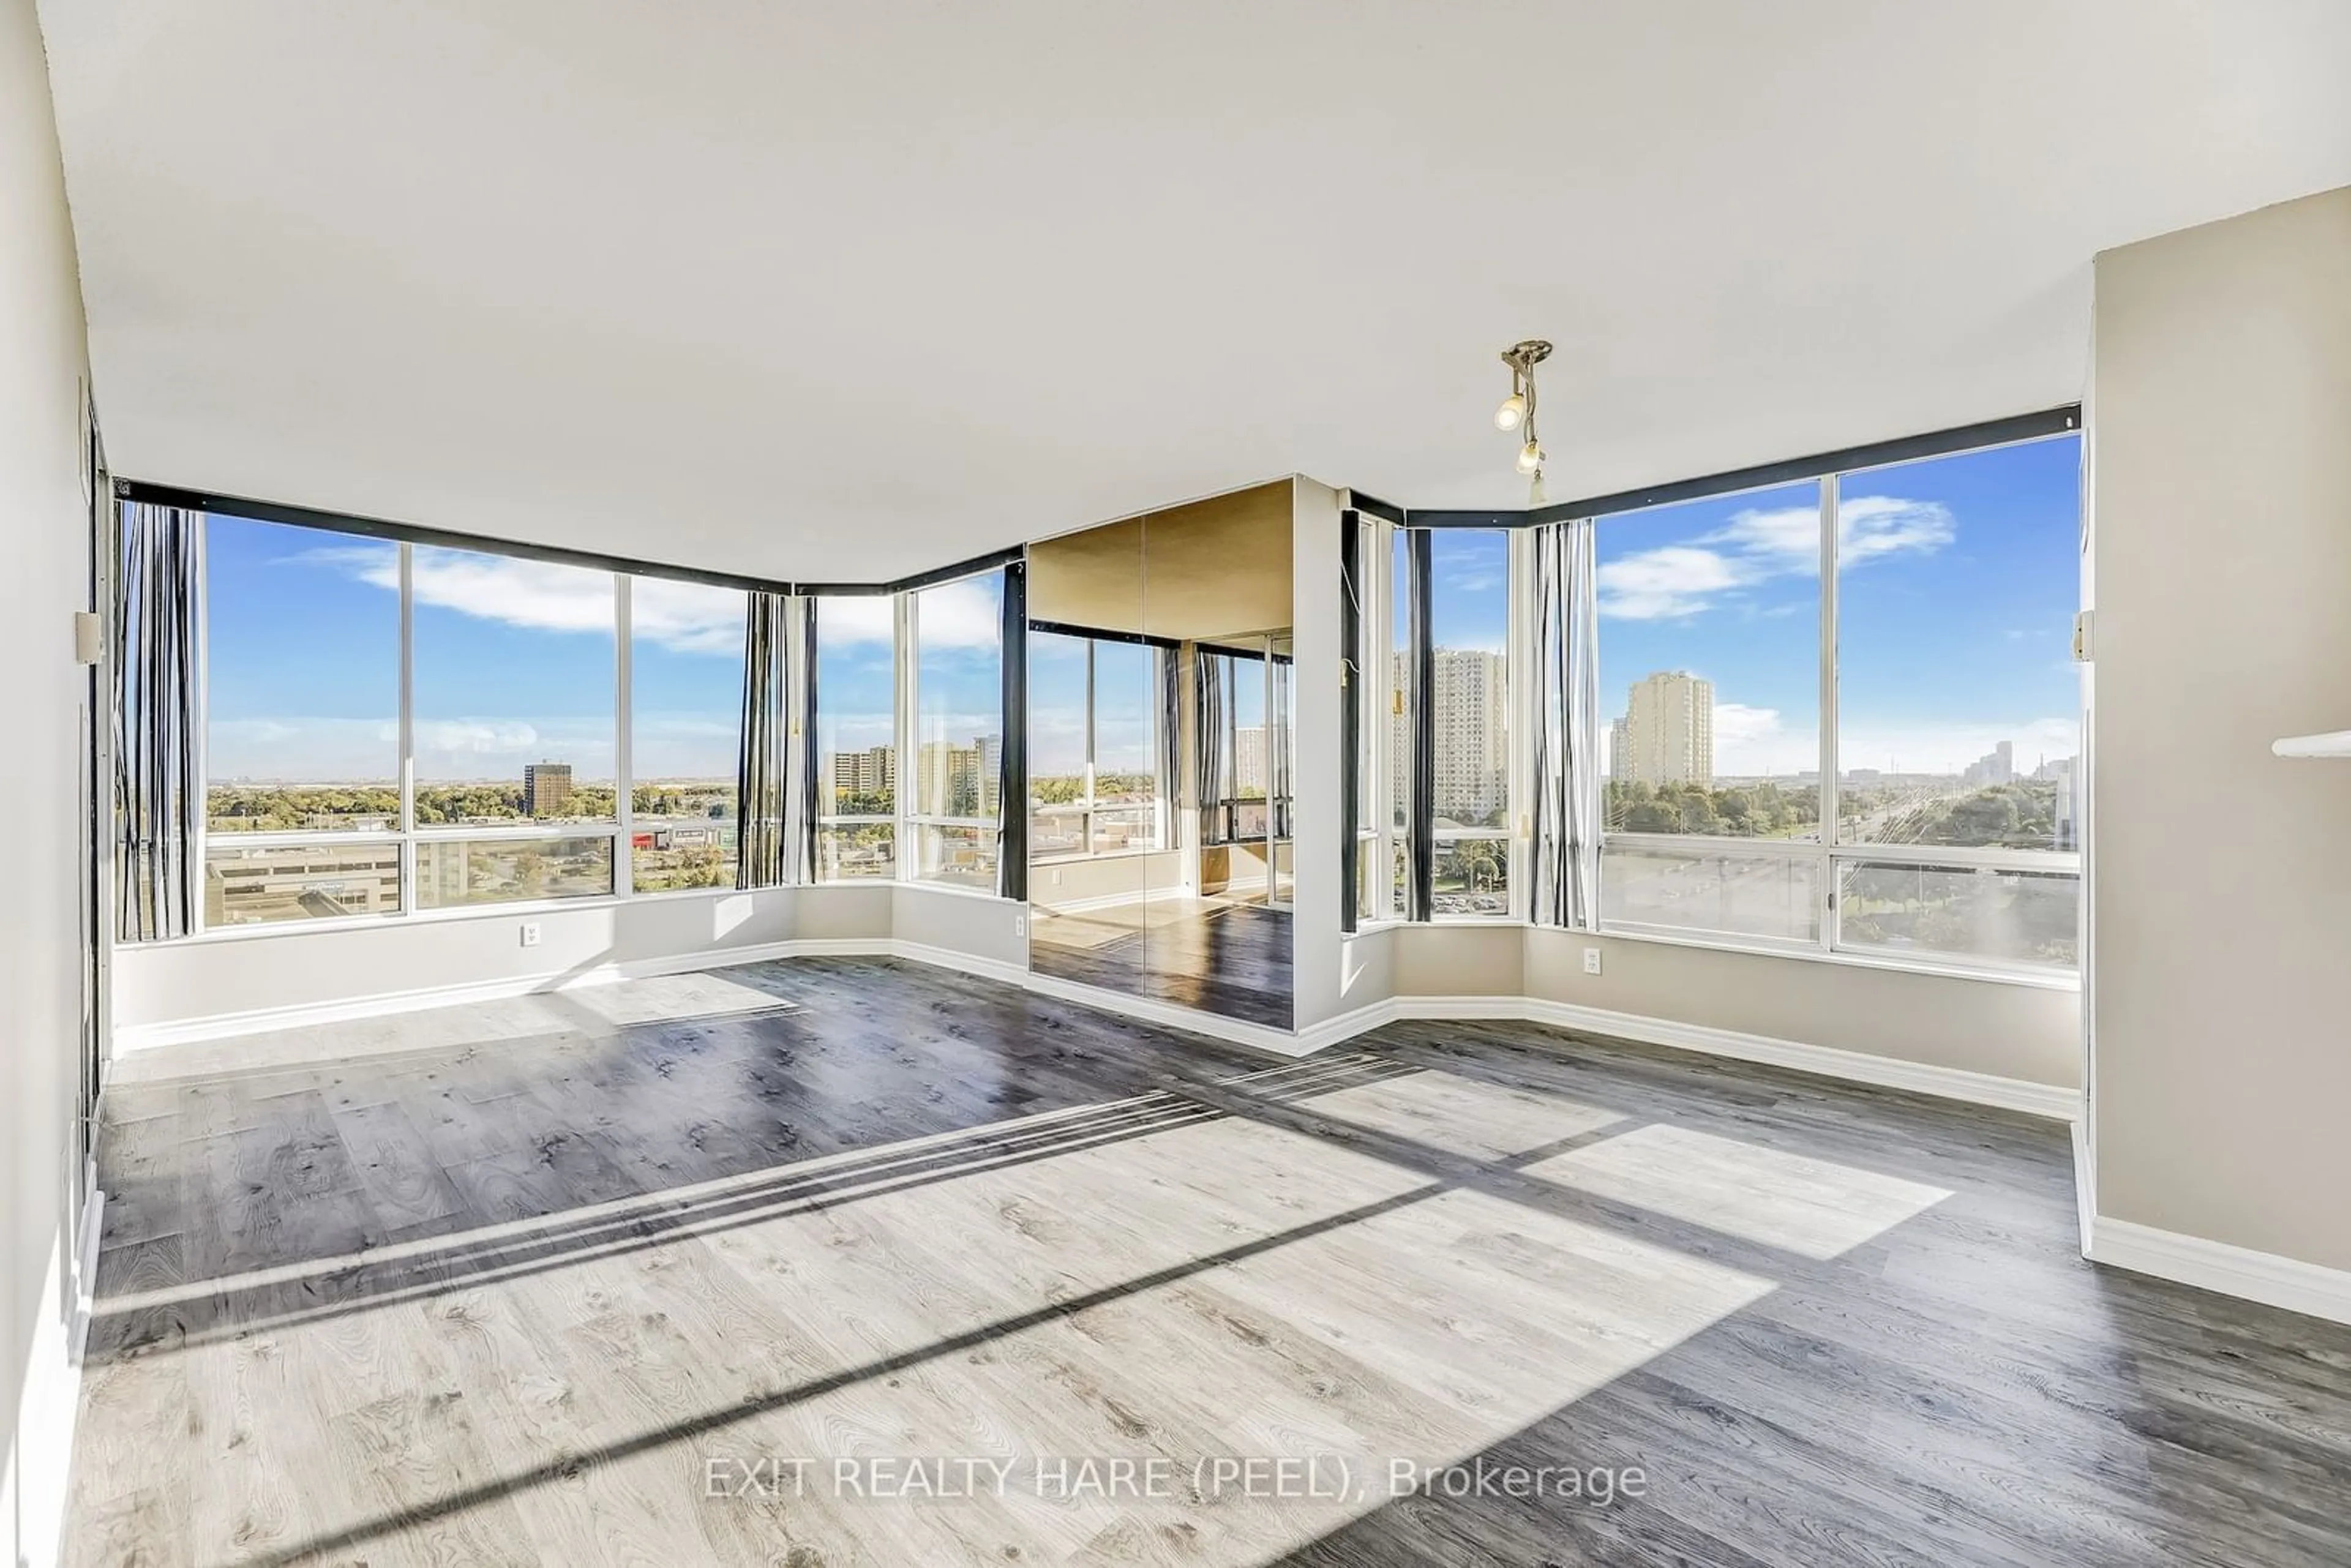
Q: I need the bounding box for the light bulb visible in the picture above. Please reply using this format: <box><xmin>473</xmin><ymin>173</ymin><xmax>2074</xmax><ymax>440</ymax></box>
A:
<box><xmin>1515</xmin><ymin>440</ymin><xmax>1543</xmax><ymax>476</ymax></box>
<box><xmin>1493</xmin><ymin>394</ymin><xmax>1526</xmax><ymax>432</ymax></box>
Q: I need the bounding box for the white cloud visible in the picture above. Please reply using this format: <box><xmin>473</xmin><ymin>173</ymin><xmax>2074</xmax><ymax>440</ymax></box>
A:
<box><xmin>1598</xmin><ymin>493</ymin><xmax>1953</xmax><ymax>621</ymax></box>
<box><xmin>1831</xmin><ymin>496</ymin><xmax>1956</xmax><ymax>567</ymax></box>
<box><xmin>815</xmin><ymin>595</ymin><xmax>893</xmax><ymax>649</ymax></box>
<box><xmin>1596</xmin><ymin>546</ymin><xmax>1746</xmax><ymax>620</ymax></box>
<box><xmin>632</xmin><ymin>577</ymin><xmax>747</xmax><ymax>656</ymax></box>
<box><xmin>910</xmin><ymin>578</ymin><xmax>1003</xmax><ymax>649</ymax></box>
<box><xmin>1711</xmin><ymin>703</ymin><xmax>1820</xmax><ymax>778</ymax></box>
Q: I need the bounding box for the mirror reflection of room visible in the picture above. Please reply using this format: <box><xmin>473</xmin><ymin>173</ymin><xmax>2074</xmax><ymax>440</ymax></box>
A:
<box><xmin>1026</xmin><ymin>480</ymin><xmax>1294</xmax><ymax>1027</ymax></box>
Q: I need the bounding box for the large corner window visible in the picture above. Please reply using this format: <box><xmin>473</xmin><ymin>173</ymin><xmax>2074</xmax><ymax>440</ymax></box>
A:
<box><xmin>629</xmin><ymin>578</ymin><xmax>745</xmax><ymax>894</ymax></box>
<box><xmin>1028</xmin><ymin>628</ymin><xmax>1165</xmax><ymax>861</ymax></box>
<box><xmin>813</xmin><ymin>595</ymin><xmax>897</xmax><ymax>880</ymax></box>
<box><xmin>195</xmin><ymin>513</ymin><xmax>757</xmax><ymax>932</ymax></box>
<box><xmin>1592</xmin><ymin>432</ymin><xmax>2082</xmax><ymax>973</ymax></box>
<box><xmin>909</xmin><ymin>571</ymin><xmax>1004</xmax><ymax>890</ymax></box>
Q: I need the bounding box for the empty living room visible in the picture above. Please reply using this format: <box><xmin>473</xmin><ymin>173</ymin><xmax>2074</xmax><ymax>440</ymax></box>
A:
<box><xmin>7</xmin><ymin>4</ymin><xmax>2351</xmax><ymax>1565</ymax></box>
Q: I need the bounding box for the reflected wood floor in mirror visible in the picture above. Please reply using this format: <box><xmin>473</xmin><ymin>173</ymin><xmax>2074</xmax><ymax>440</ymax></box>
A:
<box><xmin>68</xmin><ymin>957</ymin><xmax>2351</xmax><ymax>1567</ymax></box>
<box><xmin>1027</xmin><ymin>897</ymin><xmax>1292</xmax><ymax>1028</ymax></box>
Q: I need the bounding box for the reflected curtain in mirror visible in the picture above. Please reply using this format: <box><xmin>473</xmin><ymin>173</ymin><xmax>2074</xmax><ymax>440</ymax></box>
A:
<box><xmin>114</xmin><ymin>500</ymin><xmax>202</xmax><ymax>940</ymax></box>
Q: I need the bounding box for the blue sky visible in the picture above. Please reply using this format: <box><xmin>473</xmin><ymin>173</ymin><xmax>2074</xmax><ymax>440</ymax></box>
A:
<box><xmin>206</xmin><ymin>519</ymin><xmax>748</xmax><ymax>782</ymax></box>
<box><xmin>1595</xmin><ymin>433</ymin><xmax>2082</xmax><ymax>776</ymax></box>
<box><xmin>208</xmin><ymin>433</ymin><xmax>2079</xmax><ymax>785</ymax></box>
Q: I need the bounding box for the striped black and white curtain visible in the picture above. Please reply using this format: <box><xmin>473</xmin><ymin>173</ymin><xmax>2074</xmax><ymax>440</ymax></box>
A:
<box><xmin>737</xmin><ymin>591</ymin><xmax>790</xmax><ymax>888</ymax></box>
<box><xmin>1194</xmin><ymin>650</ymin><xmax>1226</xmax><ymax>845</ymax></box>
<box><xmin>114</xmin><ymin>501</ymin><xmax>202</xmax><ymax>941</ymax></box>
<box><xmin>786</xmin><ymin>596</ymin><xmax>819</xmax><ymax>883</ymax></box>
<box><xmin>1155</xmin><ymin>645</ymin><xmax>1180</xmax><ymax>850</ymax></box>
<box><xmin>1531</xmin><ymin>518</ymin><xmax>1599</xmax><ymax>926</ymax></box>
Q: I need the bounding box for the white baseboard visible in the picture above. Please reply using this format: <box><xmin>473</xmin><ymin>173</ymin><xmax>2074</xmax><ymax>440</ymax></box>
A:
<box><xmin>2088</xmin><ymin>1217</ymin><xmax>2351</xmax><ymax>1327</ymax></box>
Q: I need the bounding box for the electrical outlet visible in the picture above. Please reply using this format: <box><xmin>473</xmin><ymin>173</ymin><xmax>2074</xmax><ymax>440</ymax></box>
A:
<box><xmin>1583</xmin><ymin>947</ymin><xmax>1602</xmax><ymax>976</ymax></box>
<box><xmin>520</xmin><ymin>922</ymin><xmax>542</xmax><ymax>948</ymax></box>
<box><xmin>1013</xmin><ymin>914</ymin><xmax>1027</xmax><ymax>938</ymax></box>
<box><xmin>1051</xmin><ymin>868</ymin><xmax>1062</xmax><ymax>886</ymax></box>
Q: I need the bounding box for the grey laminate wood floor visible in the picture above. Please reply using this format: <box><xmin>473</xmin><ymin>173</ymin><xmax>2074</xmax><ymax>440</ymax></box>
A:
<box><xmin>67</xmin><ymin>958</ymin><xmax>2351</xmax><ymax>1567</ymax></box>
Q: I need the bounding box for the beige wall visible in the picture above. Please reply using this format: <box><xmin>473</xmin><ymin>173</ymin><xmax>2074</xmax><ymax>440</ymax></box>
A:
<box><xmin>2090</xmin><ymin>186</ymin><xmax>2351</xmax><ymax>1273</ymax></box>
<box><xmin>1526</xmin><ymin>931</ymin><xmax>2079</xmax><ymax>1089</ymax></box>
<box><xmin>1</xmin><ymin>2</ymin><xmax>91</xmax><ymax>1560</ymax></box>
<box><xmin>1393</xmin><ymin>925</ymin><xmax>1527</xmax><ymax>1000</ymax></box>
<box><xmin>893</xmin><ymin>883</ymin><xmax>1027</xmax><ymax>970</ymax></box>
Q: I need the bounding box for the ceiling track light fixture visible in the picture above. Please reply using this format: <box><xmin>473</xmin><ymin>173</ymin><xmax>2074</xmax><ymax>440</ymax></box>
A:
<box><xmin>1494</xmin><ymin>339</ymin><xmax>1553</xmax><ymax>500</ymax></box>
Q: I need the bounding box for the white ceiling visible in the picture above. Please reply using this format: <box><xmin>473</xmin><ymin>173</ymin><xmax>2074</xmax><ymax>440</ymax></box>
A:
<box><xmin>39</xmin><ymin>1</ymin><xmax>2351</xmax><ymax>581</ymax></box>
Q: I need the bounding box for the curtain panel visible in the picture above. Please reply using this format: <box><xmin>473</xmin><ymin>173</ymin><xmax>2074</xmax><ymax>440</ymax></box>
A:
<box><xmin>996</xmin><ymin>561</ymin><xmax>1027</xmax><ymax>900</ymax></box>
<box><xmin>1194</xmin><ymin>651</ymin><xmax>1226</xmax><ymax>845</ymax></box>
<box><xmin>114</xmin><ymin>500</ymin><xmax>202</xmax><ymax>941</ymax></box>
<box><xmin>737</xmin><ymin>590</ymin><xmax>790</xmax><ymax>888</ymax></box>
<box><xmin>1156</xmin><ymin>645</ymin><xmax>1181</xmax><ymax>852</ymax></box>
<box><xmin>1531</xmin><ymin>518</ymin><xmax>1599</xmax><ymax>926</ymax></box>
<box><xmin>783</xmin><ymin>596</ymin><xmax>819</xmax><ymax>884</ymax></box>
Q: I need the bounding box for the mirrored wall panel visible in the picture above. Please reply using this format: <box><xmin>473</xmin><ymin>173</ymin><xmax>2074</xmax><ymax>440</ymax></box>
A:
<box><xmin>1026</xmin><ymin>481</ymin><xmax>1294</xmax><ymax>1027</ymax></box>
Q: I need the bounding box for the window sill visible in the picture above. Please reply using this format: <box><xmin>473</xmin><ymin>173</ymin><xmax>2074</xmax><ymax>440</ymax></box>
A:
<box><xmin>1579</xmin><ymin>921</ymin><xmax>2081</xmax><ymax>991</ymax></box>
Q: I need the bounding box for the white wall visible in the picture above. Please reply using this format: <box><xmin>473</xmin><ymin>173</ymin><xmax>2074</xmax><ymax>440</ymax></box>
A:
<box><xmin>1290</xmin><ymin>478</ymin><xmax>1345</xmax><ymax>1030</ymax></box>
<box><xmin>1</xmin><ymin>3</ymin><xmax>91</xmax><ymax>1562</ymax></box>
<box><xmin>110</xmin><ymin>882</ymin><xmax>1032</xmax><ymax>1048</ymax></box>
<box><xmin>2090</xmin><ymin>186</ymin><xmax>2351</xmax><ymax>1275</ymax></box>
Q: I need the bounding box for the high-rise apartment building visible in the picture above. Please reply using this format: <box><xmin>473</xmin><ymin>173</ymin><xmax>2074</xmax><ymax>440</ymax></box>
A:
<box><xmin>1621</xmin><ymin>671</ymin><xmax>1713</xmax><ymax>787</ymax></box>
<box><xmin>523</xmin><ymin>762</ymin><xmax>573</xmax><ymax>817</ymax></box>
<box><xmin>828</xmin><ymin>745</ymin><xmax>895</xmax><ymax>803</ymax></box>
<box><xmin>1963</xmin><ymin>740</ymin><xmax>2017</xmax><ymax>787</ymax></box>
<box><xmin>1385</xmin><ymin>648</ymin><xmax>1508</xmax><ymax>822</ymax></box>
<box><xmin>1430</xmin><ymin>648</ymin><xmax>1508</xmax><ymax>823</ymax></box>
<box><xmin>1234</xmin><ymin>726</ymin><xmax>1269</xmax><ymax>793</ymax></box>
<box><xmin>1609</xmin><ymin>716</ymin><xmax>1631</xmax><ymax>781</ymax></box>
<box><xmin>977</xmin><ymin>733</ymin><xmax>1003</xmax><ymax>814</ymax></box>
<box><xmin>917</xmin><ymin>740</ymin><xmax>984</xmax><ymax>816</ymax></box>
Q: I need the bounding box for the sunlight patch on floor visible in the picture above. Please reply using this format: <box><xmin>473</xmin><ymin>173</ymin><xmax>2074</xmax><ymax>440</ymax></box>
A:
<box><xmin>1295</xmin><ymin>1068</ymin><xmax>1627</xmax><ymax>1161</ymax></box>
<box><xmin>1525</xmin><ymin>1122</ymin><xmax>1952</xmax><ymax>1259</ymax></box>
